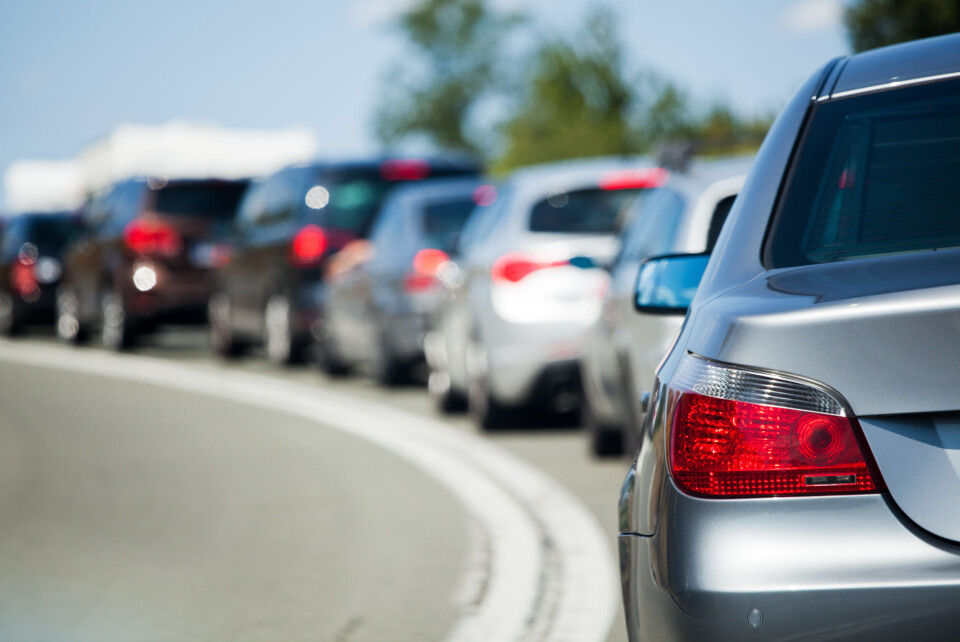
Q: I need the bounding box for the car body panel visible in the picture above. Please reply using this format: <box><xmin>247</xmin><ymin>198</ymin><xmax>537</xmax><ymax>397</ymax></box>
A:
<box><xmin>620</xmin><ymin>35</ymin><xmax>960</xmax><ymax>641</ymax></box>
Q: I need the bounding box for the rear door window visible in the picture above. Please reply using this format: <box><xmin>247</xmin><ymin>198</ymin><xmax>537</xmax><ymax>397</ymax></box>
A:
<box><xmin>767</xmin><ymin>77</ymin><xmax>960</xmax><ymax>267</ymax></box>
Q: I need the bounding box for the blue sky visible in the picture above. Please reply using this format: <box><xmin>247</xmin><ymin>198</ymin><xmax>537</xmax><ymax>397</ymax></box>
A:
<box><xmin>0</xmin><ymin>0</ymin><xmax>851</xmax><ymax>208</ymax></box>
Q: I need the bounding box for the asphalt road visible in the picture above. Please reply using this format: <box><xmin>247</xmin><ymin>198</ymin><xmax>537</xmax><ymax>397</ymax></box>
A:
<box><xmin>0</xmin><ymin>329</ymin><xmax>633</xmax><ymax>642</ymax></box>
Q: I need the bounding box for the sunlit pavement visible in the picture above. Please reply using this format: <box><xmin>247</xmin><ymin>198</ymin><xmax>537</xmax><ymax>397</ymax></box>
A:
<box><xmin>0</xmin><ymin>328</ymin><xmax>631</xmax><ymax>642</ymax></box>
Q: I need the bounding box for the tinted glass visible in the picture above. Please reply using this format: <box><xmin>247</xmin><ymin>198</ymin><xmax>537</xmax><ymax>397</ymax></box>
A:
<box><xmin>706</xmin><ymin>194</ymin><xmax>736</xmax><ymax>252</ymax></box>
<box><xmin>617</xmin><ymin>187</ymin><xmax>685</xmax><ymax>263</ymax></box>
<box><xmin>2</xmin><ymin>215</ymin><xmax>80</xmax><ymax>259</ymax></box>
<box><xmin>152</xmin><ymin>182</ymin><xmax>248</xmax><ymax>220</ymax></box>
<box><xmin>528</xmin><ymin>187</ymin><xmax>643</xmax><ymax>234</ymax></box>
<box><xmin>421</xmin><ymin>197</ymin><xmax>476</xmax><ymax>253</ymax></box>
<box><xmin>768</xmin><ymin>78</ymin><xmax>960</xmax><ymax>267</ymax></box>
<box><xmin>306</xmin><ymin>166</ymin><xmax>477</xmax><ymax>237</ymax></box>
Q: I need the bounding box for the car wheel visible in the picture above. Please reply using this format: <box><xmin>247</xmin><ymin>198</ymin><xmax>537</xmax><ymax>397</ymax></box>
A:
<box><xmin>0</xmin><ymin>292</ymin><xmax>21</xmax><ymax>336</ymax></box>
<box><xmin>101</xmin><ymin>288</ymin><xmax>136</xmax><ymax>351</ymax></box>
<box><xmin>264</xmin><ymin>294</ymin><xmax>302</xmax><ymax>365</ymax></box>
<box><xmin>582</xmin><ymin>392</ymin><xmax>624</xmax><ymax>457</ymax></box>
<box><xmin>372</xmin><ymin>325</ymin><xmax>408</xmax><ymax>387</ymax></box>
<box><xmin>55</xmin><ymin>285</ymin><xmax>87</xmax><ymax>344</ymax></box>
<box><xmin>315</xmin><ymin>334</ymin><xmax>350</xmax><ymax>377</ymax></box>
<box><xmin>209</xmin><ymin>292</ymin><xmax>245</xmax><ymax>358</ymax></box>
<box><xmin>466</xmin><ymin>340</ymin><xmax>513</xmax><ymax>430</ymax></box>
<box><xmin>429</xmin><ymin>368</ymin><xmax>467</xmax><ymax>413</ymax></box>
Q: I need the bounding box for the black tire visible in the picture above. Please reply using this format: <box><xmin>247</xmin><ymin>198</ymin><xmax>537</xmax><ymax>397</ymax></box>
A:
<box><xmin>583</xmin><ymin>393</ymin><xmax>624</xmax><ymax>457</ymax></box>
<box><xmin>264</xmin><ymin>293</ymin><xmax>304</xmax><ymax>366</ymax></box>
<box><xmin>468</xmin><ymin>372</ymin><xmax>514</xmax><ymax>431</ymax></box>
<box><xmin>429</xmin><ymin>369</ymin><xmax>468</xmax><ymax>413</ymax></box>
<box><xmin>100</xmin><ymin>288</ymin><xmax>137</xmax><ymax>351</ymax></box>
<box><xmin>0</xmin><ymin>292</ymin><xmax>22</xmax><ymax>337</ymax></box>
<box><xmin>55</xmin><ymin>285</ymin><xmax>88</xmax><ymax>344</ymax></box>
<box><xmin>373</xmin><ymin>335</ymin><xmax>409</xmax><ymax>387</ymax></box>
<box><xmin>209</xmin><ymin>292</ymin><xmax>246</xmax><ymax>358</ymax></box>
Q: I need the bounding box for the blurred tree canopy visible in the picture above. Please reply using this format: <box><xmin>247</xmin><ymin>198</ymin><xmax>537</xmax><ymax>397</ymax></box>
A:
<box><xmin>375</xmin><ymin>0</ymin><xmax>774</xmax><ymax>171</ymax></box>
<box><xmin>493</xmin><ymin>11</ymin><xmax>638</xmax><ymax>172</ymax></box>
<box><xmin>846</xmin><ymin>0</ymin><xmax>960</xmax><ymax>52</ymax></box>
<box><xmin>373</xmin><ymin>0</ymin><xmax>519</xmax><ymax>154</ymax></box>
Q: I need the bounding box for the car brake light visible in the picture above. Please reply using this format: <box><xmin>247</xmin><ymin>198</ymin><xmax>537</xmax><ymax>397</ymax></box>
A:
<box><xmin>404</xmin><ymin>248</ymin><xmax>450</xmax><ymax>292</ymax></box>
<box><xmin>123</xmin><ymin>220</ymin><xmax>182</xmax><ymax>257</ymax></box>
<box><xmin>381</xmin><ymin>159</ymin><xmax>430</xmax><ymax>181</ymax></box>
<box><xmin>491</xmin><ymin>253</ymin><xmax>568</xmax><ymax>285</ymax></box>
<box><xmin>598</xmin><ymin>167</ymin><xmax>669</xmax><ymax>191</ymax></box>
<box><xmin>10</xmin><ymin>261</ymin><xmax>38</xmax><ymax>299</ymax></box>
<box><xmin>667</xmin><ymin>355</ymin><xmax>884</xmax><ymax>498</ymax></box>
<box><xmin>290</xmin><ymin>224</ymin><xmax>328</xmax><ymax>267</ymax></box>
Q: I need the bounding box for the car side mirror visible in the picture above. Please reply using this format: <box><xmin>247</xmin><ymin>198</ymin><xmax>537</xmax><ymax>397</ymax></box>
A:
<box><xmin>634</xmin><ymin>253</ymin><xmax>710</xmax><ymax>314</ymax></box>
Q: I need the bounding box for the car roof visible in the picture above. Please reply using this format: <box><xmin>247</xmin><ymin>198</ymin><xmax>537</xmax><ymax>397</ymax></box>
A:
<box><xmin>663</xmin><ymin>154</ymin><xmax>755</xmax><ymax>197</ymax></box>
<box><xmin>829</xmin><ymin>32</ymin><xmax>960</xmax><ymax>99</ymax></box>
<box><xmin>505</xmin><ymin>155</ymin><xmax>655</xmax><ymax>191</ymax></box>
<box><xmin>387</xmin><ymin>176</ymin><xmax>486</xmax><ymax>204</ymax></box>
<box><xmin>287</xmin><ymin>156</ymin><xmax>481</xmax><ymax>174</ymax></box>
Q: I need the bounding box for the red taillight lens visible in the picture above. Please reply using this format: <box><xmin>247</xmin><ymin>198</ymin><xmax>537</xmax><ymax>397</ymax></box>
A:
<box><xmin>404</xmin><ymin>248</ymin><xmax>450</xmax><ymax>292</ymax></box>
<box><xmin>123</xmin><ymin>220</ymin><xmax>182</xmax><ymax>257</ymax></box>
<box><xmin>10</xmin><ymin>262</ymin><xmax>37</xmax><ymax>298</ymax></box>
<box><xmin>667</xmin><ymin>356</ymin><xmax>883</xmax><ymax>498</ymax></box>
<box><xmin>290</xmin><ymin>224</ymin><xmax>328</xmax><ymax>267</ymax></box>
<box><xmin>491</xmin><ymin>253</ymin><xmax>568</xmax><ymax>285</ymax></box>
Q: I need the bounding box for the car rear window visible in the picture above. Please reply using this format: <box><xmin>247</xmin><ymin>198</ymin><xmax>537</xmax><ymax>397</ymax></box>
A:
<box><xmin>421</xmin><ymin>197</ymin><xmax>477</xmax><ymax>253</ymax></box>
<box><xmin>307</xmin><ymin>164</ymin><xmax>478</xmax><ymax>237</ymax></box>
<box><xmin>152</xmin><ymin>182</ymin><xmax>248</xmax><ymax>220</ymax></box>
<box><xmin>767</xmin><ymin>77</ymin><xmax>960</xmax><ymax>267</ymax></box>
<box><xmin>528</xmin><ymin>187</ymin><xmax>644</xmax><ymax>234</ymax></box>
<box><xmin>2</xmin><ymin>215</ymin><xmax>80</xmax><ymax>258</ymax></box>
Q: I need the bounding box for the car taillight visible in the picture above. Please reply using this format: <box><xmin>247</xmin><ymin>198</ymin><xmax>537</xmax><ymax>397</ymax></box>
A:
<box><xmin>10</xmin><ymin>261</ymin><xmax>38</xmax><ymax>299</ymax></box>
<box><xmin>667</xmin><ymin>355</ymin><xmax>884</xmax><ymax>498</ymax></box>
<box><xmin>290</xmin><ymin>224</ymin><xmax>328</xmax><ymax>267</ymax></box>
<box><xmin>404</xmin><ymin>248</ymin><xmax>450</xmax><ymax>292</ymax></box>
<box><xmin>123</xmin><ymin>220</ymin><xmax>182</xmax><ymax>257</ymax></box>
<box><xmin>491</xmin><ymin>253</ymin><xmax>568</xmax><ymax>285</ymax></box>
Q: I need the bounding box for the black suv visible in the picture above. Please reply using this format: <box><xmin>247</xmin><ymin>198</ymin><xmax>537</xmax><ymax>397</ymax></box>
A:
<box><xmin>209</xmin><ymin>158</ymin><xmax>480</xmax><ymax>365</ymax></box>
<box><xmin>56</xmin><ymin>177</ymin><xmax>248</xmax><ymax>349</ymax></box>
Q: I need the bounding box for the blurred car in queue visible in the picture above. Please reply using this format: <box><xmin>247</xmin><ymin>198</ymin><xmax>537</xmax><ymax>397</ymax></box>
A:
<box><xmin>56</xmin><ymin>177</ymin><xmax>248</xmax><ymax>349</ymax></box>
<box><xmin>0</xmin><ymin>211</ymin><xmax>83</xmax><ymax>335</ymax></box>
<box><xmin>426</xmin><ymin>157</ymin><xmax>666</xmax><ymax>429</ymax></box>
<box><xmin>581</xmin><ymin>155</ymin><xmax>752</xmax><ymax>457</ymax></box>
<box><xmin>319</xmin><ymin>177</ymin><xmax>488</xmax><ymax>384</ymax></box>
<box><xmin>208</xmin><ymin>158</ymin><xmax>480</xmax><ymax>365</ymax></box>
<box><xmin>620</xmin><ymin>34</ymin><xmax>960</xmax><ymax>640</ymax></box>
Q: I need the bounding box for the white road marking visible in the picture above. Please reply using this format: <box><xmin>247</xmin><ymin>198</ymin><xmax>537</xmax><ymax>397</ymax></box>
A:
<box><xmin>0</xmin><ymin>341</ymin><xmax>618</xmax><ymax>642</ymax></box>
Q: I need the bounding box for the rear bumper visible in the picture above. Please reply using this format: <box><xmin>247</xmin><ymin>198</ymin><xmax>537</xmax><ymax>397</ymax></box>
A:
<box><xmin>122</xmin><ymin>266</ymin><xmax>214</xmax><ymax>324</ymax></box>
<box><xmin>619</xmin><ymin>481</ymin><xmax>960</xmax><ymax>641</ymax></box>
<box><xmin>485</xmin><ymin>318</ymin><xmax>590</xmax><ymax>405</ymax></box>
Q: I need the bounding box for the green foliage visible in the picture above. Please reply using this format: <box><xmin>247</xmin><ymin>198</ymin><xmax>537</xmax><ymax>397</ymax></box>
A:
<box><xmin>493</xmin><ymin>10</ymin><xmax>638</xmax><ymax>173</ymax></box>
<box><xmin>373</xmin><ymin>0</ymin><xmax>520</xmax><ymax>154</ymax></box>
<box><xmin>375</xmin><ymin>0</ymin><xmax>774</xmax><ymax>170</ymax></box>
<box><xmin>846</xmin><ymin>0</ymin><xmax>960</xmax><ymax>52</ymax></box>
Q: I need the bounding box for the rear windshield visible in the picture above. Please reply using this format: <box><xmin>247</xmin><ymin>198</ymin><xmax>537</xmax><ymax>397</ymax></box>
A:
<box><xmin>308</xmin><ymin>165</ymin><xmax>477</xmax><ymax>237</ymax></box>
<box><xmin>767</xmin><ymin>78</ymin><xmax>960</xmax><ymax>267</ymax></box>
<box><xmin>152</xmin><ymin>182</ymin><xmax>248</xmax><ymax>220</ymax></box>
<box><xmin>2</xmin><ymin>215</ymin><xmax>80</xmax><ymax>258</ymax></box>
<box><xmin>528</xmin><ymin>187</ymin><xmax>644</xmax><ymax>234</ymax></box>
<box><xmin>421</xmin><ymin>197</ymin><xmax>477</xmax><ymax>253</ymax></box>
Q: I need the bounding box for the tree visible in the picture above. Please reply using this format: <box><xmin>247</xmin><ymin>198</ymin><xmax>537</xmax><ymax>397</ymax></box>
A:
<box><xmin>373</xmin><ymin>0</ymin><xmax>520</xmax><ymax>154</ymax></box>
<box><xmin>494</xmin><ymin>10</ymin><xmax>639</xmax><ymax>173</ymax></box>
<box><xmin>846</xmin><ymin>0</ymin><xmax>960</xmax><ymax>52</ymax></box>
